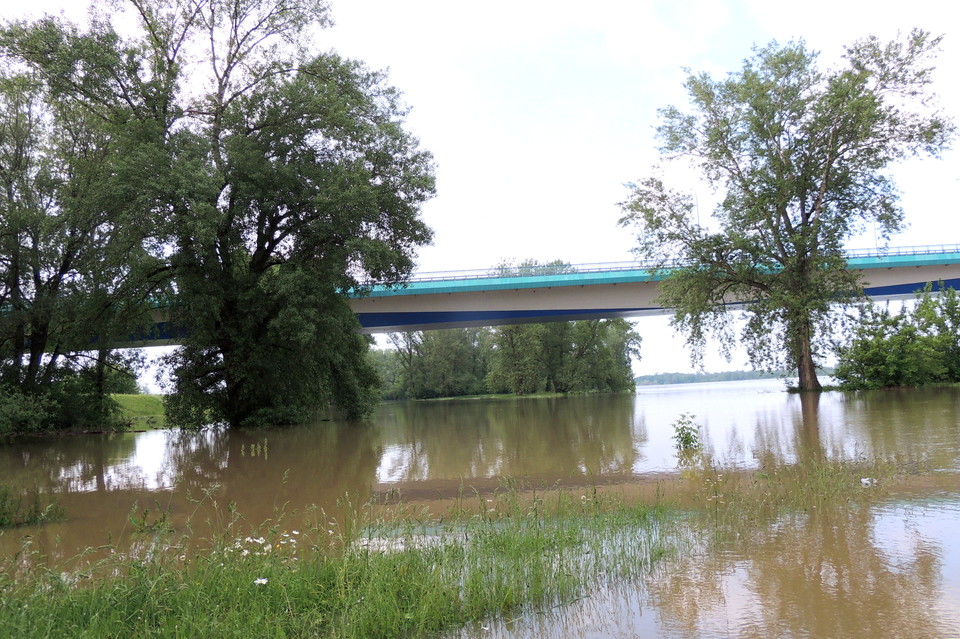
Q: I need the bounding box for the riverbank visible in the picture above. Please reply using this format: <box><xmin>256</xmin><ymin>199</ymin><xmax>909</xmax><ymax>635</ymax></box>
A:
<box><xmin>113</xmin><ymin>394</ymin><xmax>166</xmax><ymax>430</ymax></box>
<box><xmin>0</xmin><ymin>485</ymin><xmax>673</xmax><ymax>639</ymax></box>
<box><xmin>0</xmin><ymin>452</ymin><xmax>917</xmax><ymax>638</ymax></box>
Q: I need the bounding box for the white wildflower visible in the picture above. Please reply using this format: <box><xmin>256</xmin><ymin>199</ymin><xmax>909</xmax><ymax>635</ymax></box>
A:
<box><xmin>254</xmin><ymin>578</ymin><xmax>268</xmax><ymax>586</ymax></box>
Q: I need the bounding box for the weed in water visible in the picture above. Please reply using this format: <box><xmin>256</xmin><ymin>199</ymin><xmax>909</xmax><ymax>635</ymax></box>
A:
<box><xmin>0</xmin><ymin>485</ymin><xmax>677</xmax><ymax>639</ymax></box>
<box><xmin>0</xmin><ymin>485</ymin><xmax>64</xmax><ymax>529</ymax></box>
<box><xmin>127</xmin><ymin>501</ymin><xmax>174</xmax><ymax>535</ymax></box>
<box><xmin>671</xmin><ymin>413</ymin><xmax>702</xmax><ymax>453</ymax></box>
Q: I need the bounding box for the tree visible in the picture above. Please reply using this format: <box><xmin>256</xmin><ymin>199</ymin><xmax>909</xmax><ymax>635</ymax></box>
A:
<box><xmin>486</xmin><ymin>323</ymin><xmax>546</xmax><ymax>395</ymax></box>
<box><xmin>386</xmin><ymin>328</ymin><xmax>491</xmax><ymax>399</ymax></box>
<box><xmin>155</xmin><ymin>0</ymin><xmax>434</xmax><ymax>427</ymax></box>
<box><xmin>0</xmin><ymin>56</ymin><xmax>162</xmax><ymax>434</ymax></box>
<box><xmin>487</xmin><ymin>319</ymin><xmax>641</xmax><ymax>396</ymax></box>
<box><xmin>833</xmin><ymin>286</ymin><xmax>960</xmax><ymax>389</ymax></box>
<box><xmin>3</xmin><ymin>0</ymin><xmax>435</xmax><ymax>428</ymax></box>
<box><xmin>619</xmin><ymin>31</ymin><xmax>953</xmax><ymax>391</ymax></box>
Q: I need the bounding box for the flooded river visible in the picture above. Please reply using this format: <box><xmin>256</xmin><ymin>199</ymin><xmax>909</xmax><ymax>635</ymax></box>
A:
<box><xmin>2</xmin><ymin>380</ymin><xmax>960</xmax><ymax>636</ymax></box>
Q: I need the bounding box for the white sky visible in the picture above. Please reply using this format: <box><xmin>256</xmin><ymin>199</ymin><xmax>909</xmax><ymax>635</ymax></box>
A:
<box><xmin>3</xmin><ymin>0</ymin><xmax>959</xmax><ymax>375</ymax></box>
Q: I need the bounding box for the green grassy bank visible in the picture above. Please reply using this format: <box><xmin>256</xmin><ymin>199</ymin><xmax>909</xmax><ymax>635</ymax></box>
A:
<box><xmin>113</xmin><ymin>394</ymin><xmax>166</xmax><ymax>430</ymax></box>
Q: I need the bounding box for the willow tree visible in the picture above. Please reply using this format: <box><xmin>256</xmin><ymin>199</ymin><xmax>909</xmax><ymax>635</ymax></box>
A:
<box><xmin>619</xmin><ymin>31</ymin><xmax>953</xmax><ymax>390</ymax></box>
<box><xmin>4</xmin><ymin>0</ymin><xmax>435</xmax><ymax>427</ymax></box>
<box><xmin>153</xmin><ymin>0</ymin><xmax>435</xmax><ymax>426</ymax></box>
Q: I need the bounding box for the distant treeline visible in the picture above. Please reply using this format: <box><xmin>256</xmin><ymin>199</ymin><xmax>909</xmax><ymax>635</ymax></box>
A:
<box><xmin>370</xmin><ymin>319</ymin><xmax>641</xmax><ymax>400</ymax></box>
<box><xmin>634</xmin><ymin>370</ymin><xmax>793</xmax><ymax>385</ymax></box>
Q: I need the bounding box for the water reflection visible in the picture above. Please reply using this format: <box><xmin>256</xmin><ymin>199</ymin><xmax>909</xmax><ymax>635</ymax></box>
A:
<box><xmin>457</xmin><ymin>498</ymin><xmax>960</xmax><ymax>639</ymax></box>
<box><xmin>375</xmin><ymin>395</ymin><xmax>641</xmax><ymax>482</ymax></box>
<box><xmin>649</xmin><ymin>499</ymin><xmax>959</xmax><ymax>638</ymax></box>
<box><xmin>3</xmin><ymin>380</ymin><xmax>960</xmax><ymax>601</ymax></box>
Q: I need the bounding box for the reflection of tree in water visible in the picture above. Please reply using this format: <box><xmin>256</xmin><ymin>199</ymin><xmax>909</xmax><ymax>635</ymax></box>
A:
<box><xmin>0</xmin><ymin>433</ymin><xmax>138</xmax><ymax>494</ymax></box>
<box><xmin>841</xmin><ymin>387</ymin><xmax>960</xmax><ymax>470</ymax></box>
<box><xmin>375</xmin><ymin>394</ymin><xmax>641</xmax><ymax>482</ymax></box>
<box><xmin>160</xmin><ymin>423</ymin><xmax>383</xmax><ymax>525</ymax></box>
<box><xmin>647</xmin><ymin>505</ymin><xmax>945</xmax><ymax>638</ymax></box>
<box><xmin>750</xmin><ymin>392</ymin><xmax>826</xmax><ymax>466</ymax></box>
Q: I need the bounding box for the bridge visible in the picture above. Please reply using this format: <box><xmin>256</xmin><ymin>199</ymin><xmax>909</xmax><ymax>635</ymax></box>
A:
<box><xmin>350</xmin><ymin>245</ymin><xmax>960</xmax><ymax>333</ymax></box>
<box><xmin>130</xmin><ymin>245</ymin><xmax>960</xmax><ymax>344</ymax></box>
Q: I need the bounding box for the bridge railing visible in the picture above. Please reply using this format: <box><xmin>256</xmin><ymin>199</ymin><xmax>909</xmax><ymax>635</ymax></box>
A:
<box><xmin>390</xmin><ymin>244</ymin><xmax>960</xmax><ymax>285</ymax></box>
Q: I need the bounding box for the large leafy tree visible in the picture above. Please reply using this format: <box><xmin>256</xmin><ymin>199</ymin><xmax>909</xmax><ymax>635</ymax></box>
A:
<box><xmin>156</xmin><ymin>1</ymin><xmax>434</xmax><ymax>427</ymax></box>
<box><xmin>619</xmin><ymin>31</ymin><xmax>953</xmax><ymax>390</ymax></box>
<box><xmin>3</xmin><ymin>0</ymin><xmax>435</xmax><ymax>428</ymax></box>
<box><xmin>0</xmin><ymin>59</ymin><xmax>164</xmax><ymax>434</ymax></box>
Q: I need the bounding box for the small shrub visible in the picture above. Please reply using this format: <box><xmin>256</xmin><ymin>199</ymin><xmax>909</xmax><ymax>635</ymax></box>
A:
<box><xmin>671</xmin><ymin>413</ymin><xmax>702</xmax><ymax>453</ymax></box>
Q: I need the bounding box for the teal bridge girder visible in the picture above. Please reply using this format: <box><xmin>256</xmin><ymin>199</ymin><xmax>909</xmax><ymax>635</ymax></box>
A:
<box><xmin>128</xmin><ymin>244</ymin><xmax>960</xmax><ymax>345</ymax></box>
<box><xmin>349</xmin><ymin>244</ymin><xmax>960</xmax><ymax>334</ymax></box>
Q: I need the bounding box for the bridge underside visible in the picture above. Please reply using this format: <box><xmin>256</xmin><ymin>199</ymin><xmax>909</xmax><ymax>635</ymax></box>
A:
<box><xmin>105</xmin><ymin>254</ymin><xmax>960</xmax><ymax>345</ymax></box>
<box><xmin>352</xmin><ymin>265</ymin><xmax>960</xmax><ymax>334</ymax></box>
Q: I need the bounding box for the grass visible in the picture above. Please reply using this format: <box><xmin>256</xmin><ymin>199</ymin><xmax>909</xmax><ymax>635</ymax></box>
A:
<box><xmin>0</xmin><ymin>439</ymin><xmax>925</xmax><ymax>638</ymax></box>
<box><xmin>0</xmin><ymin>485</ymin><xmax>674</xmax><ymax>639</ymax></box>
<box><xmin>0</xmin><ymin>485</ymin><xmax>64</xmax><ymax>529</ymax></box>
<box><xmin>113</xmin><ymin>394</ymin><xmax>166</xmax><ymax>430</ymax></box>
<box><xmin>671</xmin><ymin>448</ymin><xmax>922</xmax><ymax>545</ymax></box>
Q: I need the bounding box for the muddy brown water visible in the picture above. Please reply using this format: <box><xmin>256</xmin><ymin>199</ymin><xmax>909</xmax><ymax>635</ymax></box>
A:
<box><xmin>2</xmin><ymin>380</ymin><xmax>959</xmax><ymax>637</ymax></box>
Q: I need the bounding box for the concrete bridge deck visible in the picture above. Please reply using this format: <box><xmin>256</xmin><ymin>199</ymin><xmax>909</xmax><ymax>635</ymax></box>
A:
<box><xmin>351</xmin><ymin>245</ymin><xmax>960</xmax><ymax>333</ymax></box>
<box><xmin>116</xmin><ymin>245</ymin><xmax>960</xmax><ymax>345</ymax></box>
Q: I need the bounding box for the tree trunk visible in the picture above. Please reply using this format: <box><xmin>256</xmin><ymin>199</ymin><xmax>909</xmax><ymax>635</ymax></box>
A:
<box><xmin>94</xmin><ymin>348</ymin><xmax>109</xmax><ymax>400</ymax></box>
<box><xmin>795</xmin><ymin>318</ymin><xmax>822</xmax><ymax>392</ymax></box>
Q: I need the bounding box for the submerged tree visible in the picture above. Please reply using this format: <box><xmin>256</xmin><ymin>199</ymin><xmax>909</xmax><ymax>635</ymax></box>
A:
<box><xmin>3</xmin><ymin>0</ymin><xmax>435</xmax><ymax>428</ymax></box>
<box><xmin>386</xmin><ymin>329</ymin><xmax>491</xmax><ymax>399</ymax></box>
<box><xmin>486</xmin><ymin>319</ymin><xmax>641</xmax><ymax>396</ymax></box>
<box><xmin>156</xmin><ymin>0</ymin><xmax>435</xmax><ymax>426</ymax></box>
<box><xmin>619</xmin><ymin>31</ymin><xmax>953</xmax><ymax>390</ymax></box>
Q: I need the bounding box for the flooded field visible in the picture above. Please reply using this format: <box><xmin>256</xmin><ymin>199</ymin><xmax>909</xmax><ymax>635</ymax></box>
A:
<box><xmin>2</xmin><ymin>380</ymin><xmax>959</xmax><ymax>637</ymax></box>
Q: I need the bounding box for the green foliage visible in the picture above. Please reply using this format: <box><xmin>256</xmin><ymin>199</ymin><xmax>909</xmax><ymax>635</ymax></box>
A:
<box><xmin>377</xmin><ymin>317</ymin><xmax>641</xmax><ymax>400</ymax></box>
<box><xmin>486</xmin><ymin>323</ymin><xmax>548</xmax><ymax>395</ymax></box>
<box><xmin>620</xmin><ymin>31</ymin><xmax>954</xmax><ymax>391</ymax></box>
<box><xmin>0</xmin><ymin>369</ymin><xmax>127</xmax><ymax>437</ymax></box>
<box><xmin>0</xmin><ymin>485</ymin><xmax>63</xmax><ymax>528</ymax></box>
<box><xmin>1</xmin><ymin>1</ymin><xmax>436</xmax><ymax>429</ymax></box>
<box><xmin>386</xmin><ymin>328</ymin><xmax>491</xmax><ymax>400</ymax></box>
<box><xmin>0</xmin><ymin>387</ymin><xmax>55</xmax><ymax>437</ymax></box>
<box><xmin>0</xmin><ymin>14</ymin><xmax>172</xmax><ymax>435</ymax></box>
<box><xmin>488</xmin><ymin>319</ymin><xmax>641</xmax><ymax>396</ymax></box>
<box><xmin>671</xmin><ymin>413</ymin><xmax>702</xmax><ymax>452</ymax></box>
<box><xmin>113</xmin><ymin>394</ymin><xmax>166</xmax><ymax>429</ymax></box>
<box><xmin>833</xmin><ymin>286</ymin><xmax>960</xmax><ymax>389</ymax></box>
<box><xmin>128</xmin><ymin>501</ymin><xmax>173</xmax><ymax>535</ymax></box>
<box><xmin>0</xmin><ymin>489</ymin><xmax>671</xmax><ymax>638</ymax></box>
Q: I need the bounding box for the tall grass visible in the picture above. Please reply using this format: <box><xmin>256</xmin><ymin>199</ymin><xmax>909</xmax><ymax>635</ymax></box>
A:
<box><xmin>0</xmin><ymin>485</ymin><xmax>63</xmax><ymax>528</ymax></box>
<box><xmin>675</xmin><ymin>450</ymin><xmax>922</xmax><ymax>544</ymax></box>
<box><xmin>0</xmin><ymin>485</ymin><xmax>673</xmax><ymax>638</ymax></box>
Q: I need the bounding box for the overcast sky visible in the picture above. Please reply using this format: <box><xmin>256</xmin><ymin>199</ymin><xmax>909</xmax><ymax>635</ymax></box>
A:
<box><xmin>3</xmin><ymin>0</ymin><xmax>958</xmax><ymax>375</ymax></box>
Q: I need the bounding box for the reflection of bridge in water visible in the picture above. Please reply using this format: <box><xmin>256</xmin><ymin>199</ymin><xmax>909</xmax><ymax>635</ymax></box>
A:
<box><xmin>134</xmin><ymin>245</ymin><xmax>960</xmax><ymax>345</ymax></box>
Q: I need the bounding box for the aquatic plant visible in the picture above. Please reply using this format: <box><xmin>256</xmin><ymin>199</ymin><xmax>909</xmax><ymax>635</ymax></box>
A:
<box><xmin>0</xmin><ymin>485</ymin><xmax>674</xmax><ymax>639</ymax></box>
<box><xmin>0</xmin><ymin>485</ymin><xmax>63</xmax><ymax>529</ymax></box>
<box><xmin>671</xmin><ymin>413</ymin><xmax>702</xmax><ymax>453</ymax></box>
